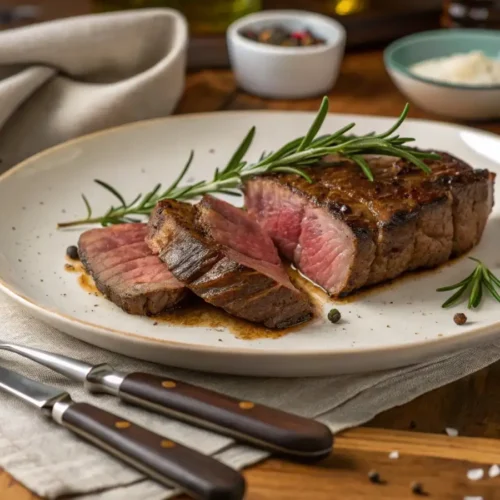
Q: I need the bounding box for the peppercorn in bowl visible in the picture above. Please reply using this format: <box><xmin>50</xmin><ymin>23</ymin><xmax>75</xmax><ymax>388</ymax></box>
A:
<box><xmin>227</xmin><ymin>10</ymin><xmax>345</xmax><ymax>99</ymax></box>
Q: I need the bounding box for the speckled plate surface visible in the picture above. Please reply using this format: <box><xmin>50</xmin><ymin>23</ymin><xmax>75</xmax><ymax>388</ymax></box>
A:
<box><xmin>0</xmin><ymin>111</ymin><xmax>499</xmax><ymax>377</ymax></box>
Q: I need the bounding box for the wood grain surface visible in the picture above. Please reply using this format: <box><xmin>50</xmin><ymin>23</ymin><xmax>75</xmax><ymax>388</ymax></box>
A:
<box><xmin>2</xmin><ymin>49</ymin><xmax>500</xmax><ymax>499</ymax></box>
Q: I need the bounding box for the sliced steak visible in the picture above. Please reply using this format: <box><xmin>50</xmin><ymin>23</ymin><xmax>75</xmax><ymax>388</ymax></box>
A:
<box><xmin>78</xmin><ymin>223</ymin><xmax>188</xmax><ymax>315</ymax></box>
<box><xmin>147</xmin><ymin>196</ymin><xmax>312</xmax><ymax>329</ymax></box>
<box><xmin>244</xmin><ymin>153</ymin><xmax>495</xmax><ymax>296</ymax></box>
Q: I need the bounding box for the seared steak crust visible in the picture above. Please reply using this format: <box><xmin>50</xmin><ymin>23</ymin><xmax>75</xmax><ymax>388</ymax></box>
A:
<box><xmin>79</xmin><ymin>223</ymin><xmax>188</xmax><ymax>315</ymax></box>
<box><xmin>245</xmin><ymin>152</ymin><xmax>495</xmax><ymax>296</ymax></box>
<box><xmin>147</xmin><ymin>196</ymin><xmax>312</xmax><ymax>329</ymax></box>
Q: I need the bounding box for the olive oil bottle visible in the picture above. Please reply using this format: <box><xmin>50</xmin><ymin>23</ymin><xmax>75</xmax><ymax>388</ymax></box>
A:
<box><xmin>94</xmin><ymin>0</ymin><xmax>262</xmax><ymax>34</ymax></box>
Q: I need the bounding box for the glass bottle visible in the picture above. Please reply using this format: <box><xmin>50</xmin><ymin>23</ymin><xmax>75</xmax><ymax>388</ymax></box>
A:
<box><xmin>261</xmin><ymin>0</ymin><xmax>369</xmax><ymax>16</ymax></box>
<box><xmin>442</xmin><ymin>0</ymin><xmax>500</xmax><ymax>29</ymax></box>
<box><xmin>93</xmin><ymin>0</ymin><xmax>262</xmax><ymax>35</ymax></box>
<box><xmin>327</xmin><ymin>0</ymin><xmax>369</xmax><ymax>16</ymax></box>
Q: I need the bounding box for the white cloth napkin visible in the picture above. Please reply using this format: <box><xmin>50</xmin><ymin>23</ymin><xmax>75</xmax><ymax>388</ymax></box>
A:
<box><xmin>2</xmin><ymin>293</ymin><xmax>500</xmax><ymax>499</ymax></box>
<box><xmin>0</xmin><ymin>9</ymin><xmax>186</xmax><ymax>172</ymax></box>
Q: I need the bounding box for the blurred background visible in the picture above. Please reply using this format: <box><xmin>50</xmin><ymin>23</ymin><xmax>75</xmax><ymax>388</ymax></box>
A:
<box><xmin>3</xmin><ymin>1</ymin><xmax>499</xmax><ymax>68</ymax></box>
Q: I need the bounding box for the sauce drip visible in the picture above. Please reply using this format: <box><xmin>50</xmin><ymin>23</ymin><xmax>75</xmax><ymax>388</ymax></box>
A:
<box><xmin>155</xmin><ymin>298</ymin><xmax>306</xmax><ymax>340</ymax></box>
<box><xmin>64</xmin><ymin>256</ymin><xmax>100</xmax><ymax>296</ymax></box>
<box><xmin>64</xmin><ymin>255</ymin><xmax>310</xmax><ymax>339</ymax></box>
<box><xmin>64</xmin><ymin>263</ymin><xmax>81</xmax><ymax>273</ymax></box>
<box><xmin>78</xmin><ymin>273</ymin><xmax>100</xmax><ymax>296</ymax></box>
<box><xmin>64</xmin><ymin>251</ymin><xmax>456</xmax><ymax>339</ymax></box>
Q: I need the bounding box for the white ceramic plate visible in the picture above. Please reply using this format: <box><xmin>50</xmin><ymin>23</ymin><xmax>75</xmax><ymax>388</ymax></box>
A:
<box><xmin>0</xmin><ymin>111</ymin><xmax>499</xmax><ymax>377</ymax></box>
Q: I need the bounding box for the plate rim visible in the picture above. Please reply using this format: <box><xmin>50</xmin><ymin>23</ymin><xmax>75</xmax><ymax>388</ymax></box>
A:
<box><xmin>1</xmin><ymin>110</ymin><xmax>499</xmax><ymax>359</ymax></box>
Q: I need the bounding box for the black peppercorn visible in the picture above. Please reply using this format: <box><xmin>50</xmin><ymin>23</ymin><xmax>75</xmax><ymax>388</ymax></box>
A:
<box><xmin>242</xmin><ymin>24</ymin><xmax>325</xmax><ymax>47</ymax></box>
<box><xmin>410</xmin><ymin>481</ymin><xmax>425</xmax><ymax>495</ymax></box>
<box><xmin>368</xmin><ymin>470</ymin><xmax>381</xmax><ymax>483</ymax></box>
<box><xmin>328</xmin><ymin>308</ymin><xmax>341</xmax><ymax>324</ymax></box>
<box><xmin>66</xmin><ymin>245</ymin><xmax>79</xmax><ymax>260</ymax></box>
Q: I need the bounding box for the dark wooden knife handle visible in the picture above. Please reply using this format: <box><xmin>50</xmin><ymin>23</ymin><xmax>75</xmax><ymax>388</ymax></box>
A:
<box><xmin>61</xmin><ymin>402</ymin><xmax>246</xmax><ymax>500</ymax></box>
<box><xmin>119</xmin><ymin>373</ymin><xmax>333</xmax><ymax>459</ymax></box>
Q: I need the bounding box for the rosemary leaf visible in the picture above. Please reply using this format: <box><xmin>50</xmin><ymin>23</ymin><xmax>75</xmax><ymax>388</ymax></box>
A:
<box><xmin>223</xmin><ymin>127</ymin><xmax>255</xmax><ymax>174</ymax></box>
<box><xmin>163</xmin><ymin>150</ymin><xmax>194</xmax><ymax>195</ymax></box>
<box><xmin>82</xmin><ymin>194</ymin><xmax>92</xmax><ymax>219</ymax></box>
<box><xmin>438</xmin><ymin>258</ymin><xmax>500</xmax><ymax>309</ymax></box>
<box><xmin>350</xmin><ymin>155</ymin><xmax>374</xmax><ymax>182</ymax></box>
<box><xmin>483</xmin><ymin>277</ymin><xmax>500</xmax><ymax>303</ymax></box>
<box><xmin>94</xmin><ymin>180</ymin><xmax>127</xmax><ymax>207</ymax></box>
<box><xmin>139</xmin><ymin>183</ymin><xmax>162</xmax><ymax>208</ymax></box>
<box><xmin>297</xmin><ymin>96</ymin><xmax>329</xmax><ymax>152</ymax></box>
<box><xmin>256</xmin><ymin>137</ymin><xmax>304</xmax><ymax>168</ymax></box>
<box><xmin>436</xmin><ymin>270</ymin><xmax>476</xmax><ymax>292</ymax></box>
<box><xmin>488</xmin><ymin>270</ymin><xmax>500</xmax><ymax>288</ymax></box>
<box><xmin>311</xmin><ymin>123</ymin><xmax>356</xmax><ymax>148</ymax></box>
<box><xmin>441</xmin><ymin>283</ymin><xmax>470</xmax><ymax>309</ymax></box>
<box><xmin>469</xmin><ymin>275</ymin><xmax>482</xmax><ymax>309</ymax></box>
<box><xmin>126</xmin><ymin>193</ymin><xmax>142</xmax><ymax>209</ymax></box>
<box><xmin>273</xmin><ymin>166</ymin><xmax>313</xmax><ymax>183</ymax></box>
<box><xmin>376</xmin><ymin>103</ymin><xmax>409</xmax><ymax>139</ymax></box>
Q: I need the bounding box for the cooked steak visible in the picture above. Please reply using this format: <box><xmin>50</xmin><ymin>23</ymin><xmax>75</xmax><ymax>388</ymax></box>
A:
<box><xmin>147</xmin><ymin>195</ymin><xmax>312</xmax><ymax>329</ymax></box>
<box><xmin>244</xmin><ymin>153</ymin><xmax>495</xmax><ymax>296</ymax></box>
<box><xmin>78</xmin><ymin>223</ymin><xmax>188</xmax><ymax>315</ymax></box>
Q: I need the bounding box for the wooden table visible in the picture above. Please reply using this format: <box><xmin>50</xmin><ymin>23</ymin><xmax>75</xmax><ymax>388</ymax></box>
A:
<box><xmin>2</xmin><ymin>49</ymin><xmax>500</xmax><ymax>500</ymax></box>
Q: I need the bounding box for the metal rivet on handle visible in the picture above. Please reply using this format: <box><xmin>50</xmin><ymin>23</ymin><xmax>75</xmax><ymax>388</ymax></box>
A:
<box><xmin>161</xmin><ymin>440</ymin><xmax>176</xmax><ymax>448</ymax></box>
<box><xmin>239</xmin><ymin>401</ymin><xmax>255</xmax><ymax>410</ymax></box>
<box><xmin>162</xmin><ymin>381</ymin><xmax>177</xmax><ymax>389</ymax></box>
<box><xmin>115</xmin><ymin>421</ymin><xmax>131</xmax><ymax>429</ymax></box>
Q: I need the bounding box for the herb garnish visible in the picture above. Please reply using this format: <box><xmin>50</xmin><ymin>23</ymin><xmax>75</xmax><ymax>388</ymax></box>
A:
<box><xmin>437</xmin><ymin>258</ymin><xmax>500</xmax><ymax>309</ymax></box>
<box><xmin>58</xmin><ymin>97</ymin><xmax>439</xmax><ymax>228</ymax></box>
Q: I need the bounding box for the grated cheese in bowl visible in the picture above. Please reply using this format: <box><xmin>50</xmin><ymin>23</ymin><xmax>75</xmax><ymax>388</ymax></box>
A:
<box><xmin>409</xmin><ymin>51</ymin><xmax>500</xmax><ymax>86</ymax></box>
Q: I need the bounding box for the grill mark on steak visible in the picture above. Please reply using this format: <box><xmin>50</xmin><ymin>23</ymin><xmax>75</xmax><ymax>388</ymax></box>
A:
<box><xmin>245</xmin><ymin>152</ymin><xmax>495</xmax><ymax>296</ymax></box>
<box><xmin>147</xmin><ymin>196</ymin><xmax>312</xmax><ymax>329</ymax></box>
<box><xmin>314</xmin><ymin>157</ymin><xmax>454</xmax><ymax>285</ymax></box>
<box><xmin>79</xmin><ymin>223</ymin><xmax>188</xmax><ymax>316</ymax></box>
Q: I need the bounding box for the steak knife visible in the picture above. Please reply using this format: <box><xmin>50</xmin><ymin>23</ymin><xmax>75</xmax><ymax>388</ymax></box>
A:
<box><xmin>0</xmin><ymin>339</ymin><xmax>333</xmax><ymax>459</ymax></box>
<box><xmin>0</xmin><ymin>364</ymin><xmax>245</xmax><ymax>500</ymax></box>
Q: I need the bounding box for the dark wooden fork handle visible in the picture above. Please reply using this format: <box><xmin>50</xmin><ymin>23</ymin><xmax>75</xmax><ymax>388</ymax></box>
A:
<box><xmin>119</xmin><ymin>372</ymin><xmax>334</xmax><ymax>459</ymax></box>
<box><xmin>61</xmin><ymin>403</ymin><xmax>246</xmax><ymax>500</ymax></box>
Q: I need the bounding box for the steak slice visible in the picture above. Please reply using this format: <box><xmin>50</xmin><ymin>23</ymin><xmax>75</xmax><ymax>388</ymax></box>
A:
<box><xmin>147</xmin><ymin>195</ymin><xmax>313</xmax><ymax>329</ymax></box>
<box><xmin>244</xmin><ymin>153</ymin><xmax>495</xmax><ymax>296</ymax></box>
<box><xmin>78</xmin><ymin>223</ymin><xmax>188</xmax><ymax>315</ymax></box>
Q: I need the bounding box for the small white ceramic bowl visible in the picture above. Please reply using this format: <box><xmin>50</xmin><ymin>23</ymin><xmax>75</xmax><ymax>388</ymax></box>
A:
<box><xmin>227</xmin><ymin>10</ymin><xmax>345</xmax><ymax>99</ymax></box>
<box><xmin>385</xmin><ymin>29</ymin><xmax>500</xmax><ymax>120</ymax></box>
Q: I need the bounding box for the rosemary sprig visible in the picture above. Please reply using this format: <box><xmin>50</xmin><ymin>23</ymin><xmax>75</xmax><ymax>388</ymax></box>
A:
<box><xmin>58</xmin><ymin>97</ymin><xmax>439</xmax><ymax>228</ymax></box>
<box><xmin>437</xmin><ymin>258</ymin><xmax>500</xmax><ymax>309</ymax></box>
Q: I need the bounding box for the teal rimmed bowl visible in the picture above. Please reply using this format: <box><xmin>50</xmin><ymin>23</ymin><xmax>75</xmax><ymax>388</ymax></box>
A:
<box><xmin>384</xmin><ymin>29</ymin><xmax>500</xmax><ymax>120</ymax></box>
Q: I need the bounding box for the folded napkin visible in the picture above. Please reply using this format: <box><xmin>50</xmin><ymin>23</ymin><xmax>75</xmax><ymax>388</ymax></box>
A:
<box><xmin>1</xmin><ymin>293</ymin><xmax>500</xmax><ymax>499</ymax></box>
<box><xmin>0</xmin><ymin>9</ymin><xmax>186</xmax><ymax>173</ymax></box>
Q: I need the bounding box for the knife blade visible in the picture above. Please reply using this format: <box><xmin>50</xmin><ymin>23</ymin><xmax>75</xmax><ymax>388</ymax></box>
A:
<box><xmin>0</xmin><ymin>364</ymin><xmax>245</xmax><ymax>500</ymax></box>
<box><xmin>0</xmin><ymin>340</ymin><xmax>333</xmax><ymax>459</ymax></box>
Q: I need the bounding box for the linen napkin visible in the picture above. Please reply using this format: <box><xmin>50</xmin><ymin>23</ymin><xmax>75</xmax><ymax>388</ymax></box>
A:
<box><xmin>0</xmin><ymin>9</ymin><xmax>187</xmax><ymax>173</ymax></box>
<box><xmin>2</xmin><ymin>294</ymin><xmax>500</xmax><ymax>499</ymax></box>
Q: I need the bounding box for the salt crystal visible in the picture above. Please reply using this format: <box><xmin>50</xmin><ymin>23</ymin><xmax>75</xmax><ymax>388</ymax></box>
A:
<box><xmin>488</xmin><ymin>464</ymin><xmax>500</xmax><ymax>478</ymax></box>
<box><xmin>445</xmin><ymin>427</ymin><xmax>459</xmax><ymax>437</ymax></box>
<box><xmin>388</xmin><ymin>450</ymin><xmax>399</xmax><ymax>460</ymax></box>
<box><xmin>464</xmin><ymin>497</ymin><xmax>483</xmax><ymax>500</ymax></box>
<box><xmin>467</xmin><ymin>468</ymin><xmax>484</xmax><ymax>481</ymax></box>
